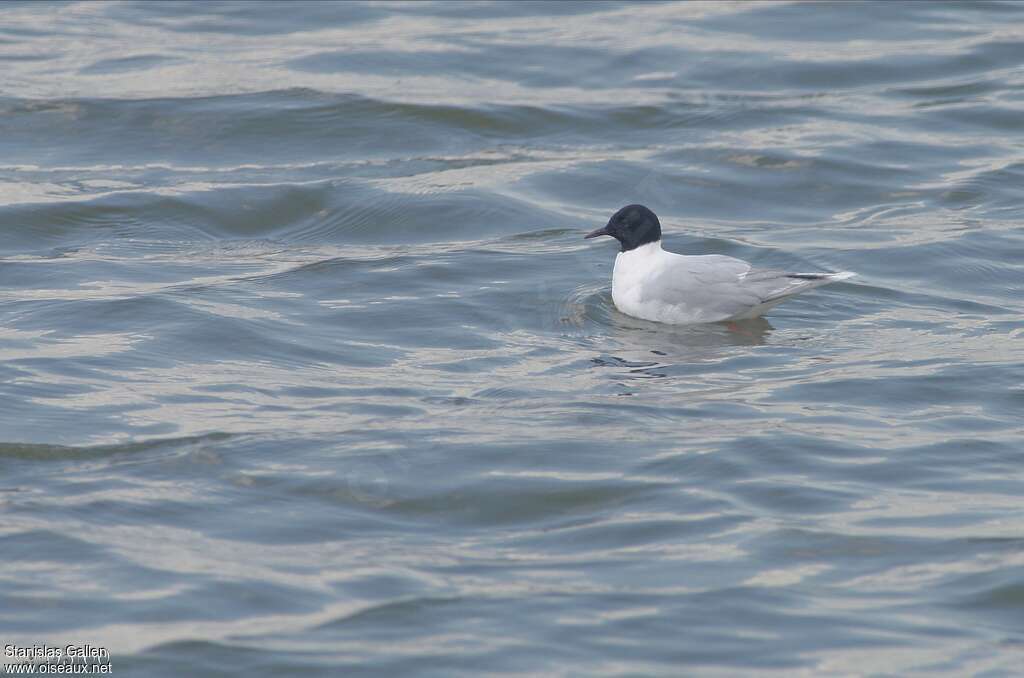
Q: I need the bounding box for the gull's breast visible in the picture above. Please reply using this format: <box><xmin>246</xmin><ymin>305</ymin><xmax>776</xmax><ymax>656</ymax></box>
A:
<box><xmin>611</xmin><ymin>246</ymin><xmax>690</xmax><ymax>323</ymax></box>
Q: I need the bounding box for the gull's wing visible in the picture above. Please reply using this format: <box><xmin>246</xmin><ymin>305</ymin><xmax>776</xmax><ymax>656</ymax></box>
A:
<box><xmin>649</xmin><ymin>253</ymin><xmax>854</xmax><ymax>321</ymax></box>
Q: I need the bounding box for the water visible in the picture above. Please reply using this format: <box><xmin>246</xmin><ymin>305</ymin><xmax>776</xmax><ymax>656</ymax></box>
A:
<box><xmin>2</xmin><ymin>1</ymin><xmax>1023</xmax><ymax>674</ymax></box>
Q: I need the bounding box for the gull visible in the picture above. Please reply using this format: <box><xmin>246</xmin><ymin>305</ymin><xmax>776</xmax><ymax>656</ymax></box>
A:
<box><xmin>585</xmin><ymin>204</ymin><xmax>855</xmax><ymax>324</ymax></box>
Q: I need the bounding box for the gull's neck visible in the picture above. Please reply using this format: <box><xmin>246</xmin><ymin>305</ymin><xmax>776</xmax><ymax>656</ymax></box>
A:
<box><xmin>621</xmin><ymin>240</ymin><xmax>662</xmax><ymax>257</ymax></box>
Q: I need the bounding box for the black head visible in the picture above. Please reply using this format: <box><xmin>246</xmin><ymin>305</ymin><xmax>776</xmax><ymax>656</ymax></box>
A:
<box><xmin>584</xmin><ymin>204</ymin><xmax>662</xmax><ymax>252</ymax></box>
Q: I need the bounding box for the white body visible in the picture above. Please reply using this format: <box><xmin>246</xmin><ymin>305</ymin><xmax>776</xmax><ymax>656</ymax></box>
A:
<box><xmin>611</xmin><ymin>241</ymin><xmax>854</xmax><ymax>324</ymax></box>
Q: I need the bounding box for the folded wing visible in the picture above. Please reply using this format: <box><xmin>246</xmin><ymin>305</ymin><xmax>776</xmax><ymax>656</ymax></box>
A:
<box><xmin>649</xmin><ymin>253</ymin><xmax>854</xmax><ymax>321</ymax></box>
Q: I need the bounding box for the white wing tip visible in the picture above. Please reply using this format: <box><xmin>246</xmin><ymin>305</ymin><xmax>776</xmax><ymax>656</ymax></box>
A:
<box><xmin>831</xmin><ymin>271</ymin><xmax>856</xmax><ymax>281</ymax></box>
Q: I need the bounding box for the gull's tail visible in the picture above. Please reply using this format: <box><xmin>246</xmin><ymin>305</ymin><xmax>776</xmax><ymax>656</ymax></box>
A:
<box><xmin>754</xmin><ymin>270</ymin><xmax>857</xmax><ymax>307</ymax></box>
<box><xmin>730</xmin><ymin>270</ymin><xmax>857</xmax><ymax>320</ymax></box>
<box><xmin>786</xmin><ymin>271</ymin><xmax>857</xmax><ymax>282</ymax></box>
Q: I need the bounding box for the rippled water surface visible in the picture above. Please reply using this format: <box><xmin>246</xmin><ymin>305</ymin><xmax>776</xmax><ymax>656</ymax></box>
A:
<box><xmin>3</xmin><ymin>1</ymin><xmax>1024</xmax><ymax>674</ymax></box>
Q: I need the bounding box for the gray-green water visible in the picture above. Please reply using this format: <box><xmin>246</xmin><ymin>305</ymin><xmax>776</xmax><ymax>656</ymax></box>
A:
<box><xmin>2</xmin><ymin>1</ymin><xmax>1024</xmax><ymax>675</ymax></box>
